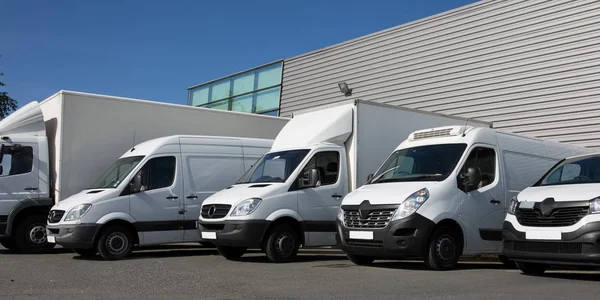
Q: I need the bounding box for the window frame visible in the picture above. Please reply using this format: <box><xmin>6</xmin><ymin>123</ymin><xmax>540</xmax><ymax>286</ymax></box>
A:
<box><xmin>135</xmin><ymin>155</ymin><xmax>177</xmax><ymax>192</ymax></box>
<box><xmin>460</xmin><ymin>146</ymin><xmax>498</xmax><ymax>191</ymax></box>
<box><xmin>297</xmin><ymin>151</ymin><xmax>341</xmax><ymax>188</ymax></box>
<box><xmin>0</xmin><ymin>145</ymin><xmax>34</xmax><ymax>177</ymax></box>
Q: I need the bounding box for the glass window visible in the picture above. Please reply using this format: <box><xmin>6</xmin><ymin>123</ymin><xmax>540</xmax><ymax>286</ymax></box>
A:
<box><xmin>232</xmin><ymin>72</ymin><xmax>255</xmax><ymax>96</ymax></box>
<box><xmin>90</xmin><ymin>156</ymin><xmax>144</xmax><ymax>189</ymax></box>
<box><xmin>137</xmin><ymin>156</ymin><xmax>176</xmax><ymax>191</ymax></box>
<box><xmin>0</xmin><ymin>145</ymin><xmax>33</xmax><ymax>176</ymax></box>
<box><xmin>538</xmin><ymin>155</ymin><xmax>600</xmax><ymax>186</ymax></box>
<box><xmin>300</xmin><ymin>151</ymin><xmax>340</xmax><ymax>186</ymax></box>
<box><xmin>208</xmin><ymin>99</ymin><xmax>229</xmax><ymax>110</ymax></box>
<box><xmin>191</xmin><ymin>86</ymin><xmax>209</xmax><ymax>106</ymax></box>
<box><xmin>256</xmin><ymin>63</ymin><xmax>282</xmax><ymax>89</ymax></box>
<box><xmin>255</xmin><ymin>87</ymin><xmax>280</xmax><ymax>112</ymax></box>
<box><xmin>371</xmin><ymin>144</ymin><xmax>466</xmax><ymax>184</ymax></box>
<box><xmin>237</xmin><ymin>150</ymin><xmax>310</xmax><ymax>184</ymax></box>
<box><xmin>210</xmin><ymin>79</ymin><xmax>231</xmax><ymax>101</ymax></box>
<box><xmin>231</xmin><ymin>94</ymin><xmax>253</xmax><ymax>113</ymax></box>
<box><xmin>463</xmin><ymin>147</ymin><xmax>496</xmax><ymax>189</ymax></box>
<box><xmin>260</xmin><ymin>110</ymin><xmax>279</xmax><ymax>116</ymax></box>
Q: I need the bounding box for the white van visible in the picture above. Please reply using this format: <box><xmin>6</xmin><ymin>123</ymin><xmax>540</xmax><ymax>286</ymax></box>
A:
<box><xmin>196</xmin><ymin>100</ymin><xmax>489</xmax><ymax>263</ymax></box>
<box><xmin>503</xmin><ymin>153</ymin><xmax>600</xmax><ymax>275</ymax></box>
<box><xmin>46</xmin><ymin>135</ymin><xmax>272</xmax><ymax>260</ymax></box>
<box><xmin>337</xmin><ymin>126</ymin><xmax>591</xmax><ymax>270</ymax></box>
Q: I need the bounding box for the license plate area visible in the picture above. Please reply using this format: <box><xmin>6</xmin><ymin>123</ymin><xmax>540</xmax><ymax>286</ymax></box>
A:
<box><xmin>201</xmin><ymin>232</ymin><xmax>217</xmax><ymax>240</ymax></box>
<box><xmin>349</xmin><ymin>231</ymin><xmax>373</xmax><ymax>240</ymax></box>
<box><xmin>525</xmin><ymin>231</ymin><xmax>561</xmax><ymax>240</ymax></box>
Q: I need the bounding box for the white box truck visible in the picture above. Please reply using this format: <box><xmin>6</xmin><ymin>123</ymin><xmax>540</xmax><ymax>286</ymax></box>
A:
<box><xmin>0</xmin><ymin>90</ymin><xmax>288</xmax><ymax>253</ymax></box>
<box><xmin>197</xmin><ymin>99</ymin><xmax>490</xmax><ymax>263</ymax></box>
<box><xmin>337</xmin><ymin>126</ymin><xmax>593</xmax><ymax>270</ymax></box>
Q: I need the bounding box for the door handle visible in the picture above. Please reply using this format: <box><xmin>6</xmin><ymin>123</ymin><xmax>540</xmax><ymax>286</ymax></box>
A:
<box><xmin>178</xmin><ymin>209</ymin><xmax>187</xmax><ymax>214</ymax></box>
<box><xmin>166</xmin><ymin>196</ymin><xmax>178</xmax><ymax>200</ymax></box>
<box><xmin>24</xmin><ymin>187</ymin><xmax>38</xmax><ymax>191</ymax></box>
<box><xmin>490</xmin><ymin>199</ymin><xmax>501</xmax><ymax>205</ymax></box>
<box><xmin>186</xmin><ymin>195</ymin><xmax>198</xmax><ymax>199</ymax></box>
<box><xmin>331</xmin><ymin>194</ymin><xmax>343</xmax><ymax>199</ymax></box>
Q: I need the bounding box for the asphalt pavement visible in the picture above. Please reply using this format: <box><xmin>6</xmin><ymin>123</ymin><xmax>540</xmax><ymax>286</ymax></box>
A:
<box><xmin>1</xmin><ymin>245</ymin><xmax>599</xmax><ymax>300</ymax></box>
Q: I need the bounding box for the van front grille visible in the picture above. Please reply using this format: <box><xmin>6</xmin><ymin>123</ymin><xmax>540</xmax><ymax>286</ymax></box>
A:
<box><xmin>516</xmin><ymin>206</ymin><xmax>588</xmax><ymax>227</ymax></box>
<box><xmin>504</xmin><ymin>241</ymin><xmax>598</xmax><ymax>254</ymax></box>
<box><xmin>201</xmin><ymin>204</ymin><xmax>231</xmax><ymax>219</ymax></box>
<box><xmin>48</xmin><ymin>210</ymin><xmax>65</xmax><ymax>223</ymax></box>
<box><xmin>343</xmin><ymin>208</ymin><xmax>396</xmax><ymax>229</ymax></box>
<box><xmin>345</xmin><ymin>239</ymin><xmax>383</xmax><ymax>248</ymax></box>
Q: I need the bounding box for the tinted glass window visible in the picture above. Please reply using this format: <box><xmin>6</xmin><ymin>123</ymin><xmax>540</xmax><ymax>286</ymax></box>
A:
<box><xmin>137</xmin><ymin>156</ymin><xmax>176</xmax><ymax>191</ymax></box>
<box><xmin>539</xmin><ymin>155</ymin><xmax>600</xmax><ymax>186</ymax></box>
<box><xmin>0</xmin><ymin>145</ymin><xmax>33</xmax><ymax>177</ymax></box>
<box><xmin>463</xmin><ymin>147</ymin><xmax>496</xmax><ymax>189</ymax></box>
<box><xmin>300</xmin><ymin>151</ymin><xmax>340</xmax><ymax>186</ymax></box>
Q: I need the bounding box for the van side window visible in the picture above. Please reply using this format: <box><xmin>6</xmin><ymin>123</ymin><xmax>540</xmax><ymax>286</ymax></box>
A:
<box><xmin>463</xmin><ymin>147</ymin><xmax>496</xmax><ymax>189</ymax></box>
<box><xmin>0</xmin><ymin>146</ymin><xmax>34</xmax><ymax>177</ymax></box>
<box><xmin>138</xmin><ymin>156</ymin><xmax>176</xmax><ymax>191</ymax></box>
<box><xmin>301</xmin><ymin>151</ymin><xmax>340</xmax><ymax>186</ymax></box>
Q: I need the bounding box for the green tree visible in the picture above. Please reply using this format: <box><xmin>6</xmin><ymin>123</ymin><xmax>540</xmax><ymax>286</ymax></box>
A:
<box><xmin>0</xmin><ymin>54</ymin><xmax>18</xmax><ymax>119</ymax></box>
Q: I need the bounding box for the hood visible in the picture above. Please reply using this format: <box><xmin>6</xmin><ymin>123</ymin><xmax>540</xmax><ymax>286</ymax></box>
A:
<box><xmin>202</xmin><ymin>183</ymin><xmax>287</xmax><ymax>206</ymax></box>
<box><xmin>52</xmin><ymin>189</ymin><xmax>115</xmax><ymax>210</ymax></box>
<box><xmin>342</xmin><ymin>181</ymin><xmax>438</xmax><ymax>205</ymax></box>
<box><xmin>518</xmin><ymin>183</ymin><xmax>600</xmax><ymax>203</ymax></box>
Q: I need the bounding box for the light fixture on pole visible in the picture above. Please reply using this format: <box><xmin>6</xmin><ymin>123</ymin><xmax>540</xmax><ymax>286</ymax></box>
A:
<box><xmin>337</xmin><ymin>82</ymin><xmax>353</xmax><ymax>97</ymax></box>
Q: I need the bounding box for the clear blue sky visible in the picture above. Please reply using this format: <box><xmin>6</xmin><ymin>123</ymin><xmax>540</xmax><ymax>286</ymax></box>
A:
<box><xmin>1</xmin><ymin>0</ymin><xmax>477</xmax><ymax>108</ymax></box>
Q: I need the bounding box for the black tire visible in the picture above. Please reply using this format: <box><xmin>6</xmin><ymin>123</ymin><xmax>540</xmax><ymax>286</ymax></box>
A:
<box><xmin>424</xmin><ymin>226</ymin><xmax>462</xmax><ymax>271</ymax></box>
<box><xmin>516</xmin><ymin>261</ymin><xmax>548</xmax><ymax>276</ymax></box>
<box><xmin>14</xmin><ymin>215</ymin><xmax>56</xmax><ymax>254</ymax></box>
<box><xmin>347</xmin><ymin>254</ymin><xmax>375</xmax><ymax>265</ymax></box>
<box><xmin>264</xmin><ymin>224</ymin><xmax>300</xmax><ymax>263</ymax></box>
<box><xmin>0</xmin><ymin>237</ymin><xmax>17</xmax><ymax>251</ymax></box>
<box><xmin>97</xmin><ymin>225</ymin><xmax>134</xmax><ymax>260</ymax></box>
<box><xmin>498</xmin><ymin>255</ymin><xmax>516</xmax><ymax>268</ymax></box>
<box><xmin>73</xmin><ymin>248</ymin><xmax>98</xmax><ymax>257</ymax></box>
<box><xmin>217</xmin><ymin>246</ymin><xmax>247</xmax><ymax>260</ymax></box>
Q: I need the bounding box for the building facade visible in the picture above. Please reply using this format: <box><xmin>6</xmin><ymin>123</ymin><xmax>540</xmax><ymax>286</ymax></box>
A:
<box><xmin>189</xmin><ymin>0</ymin><xmax>600</xmax><ymax>148</ymax></box>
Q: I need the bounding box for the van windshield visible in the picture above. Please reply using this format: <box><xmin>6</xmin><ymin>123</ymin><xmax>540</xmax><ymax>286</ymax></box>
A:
<box><xmin>536</xmin><ymin>154</ymin><xmax>600</xmax><ymax>186</ymax></box>
<box><xmin>237</xmin><ymin>150</ymin><xmax>310</xmax><ymax>184</ymax></box>
<box><xmin>89</xmin><ymin>156</ymin><xmax>144</xmax><ymax>189</ymax></box>
<box><xmin>370</xmin><ymin>144</ymin><xmax>467</xmax><ymax>184</ymax></box>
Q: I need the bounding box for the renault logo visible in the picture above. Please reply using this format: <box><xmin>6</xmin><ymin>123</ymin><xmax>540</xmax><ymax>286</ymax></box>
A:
<box><xmin>540</xmin><ymin>198</ymin><xmax>555</xmax><ymax>217</ymax></box>
<box><xmin>208</xmin><ymin>205</ymin><xmax>217</xmax><ymax>218</ymax></box>
<box><xmin>358</xmin><ymin>200</ymin><xmax>371</xmax><ymax>219</ymax></box>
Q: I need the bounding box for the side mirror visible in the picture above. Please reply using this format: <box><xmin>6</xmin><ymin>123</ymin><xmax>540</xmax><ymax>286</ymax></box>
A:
<box><xmin>462</xmin><ymin>167</ymin><xmax>481</xmax><ymax>192</ymax></box>
<box><xmin>306</xmin><ymin>168</ymin><xmax>321</xmax><ymax>188</ymax></box>
<box><xmin>367</xmin><ymin>173</ymin><xmax>374</xmax><ymax>183</ymax></box>
<box><xmin>131</xmin><ymin>173</ymin><xmax>143</xmax><ymax>193</ymax></box>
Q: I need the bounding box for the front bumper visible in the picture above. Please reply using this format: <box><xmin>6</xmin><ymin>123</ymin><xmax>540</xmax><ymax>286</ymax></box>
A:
<box><xmin>502</xmin><ymin>220</ymin><xmax>600</xmax><ymax>266</ymax></box>
<box><xmin>336</xmin><ymin>213</ymin><xmax>435</xmax><ymax>258</ymax></box>
<box><xmin>197</xmin><ymin>220</ymin><xmax>270</xmax><ymax>248</ymax></box>
<box><xmin>46</xmin><ymin>223</ymin><xmax>100</xmax><ymax>249</ymax></box>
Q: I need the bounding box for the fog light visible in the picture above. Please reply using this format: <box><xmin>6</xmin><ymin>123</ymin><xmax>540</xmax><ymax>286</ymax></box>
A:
<box><xmin>397</xmin><ymin>240</ymin><xmax>407</xmax><ymax>248</ymax></box>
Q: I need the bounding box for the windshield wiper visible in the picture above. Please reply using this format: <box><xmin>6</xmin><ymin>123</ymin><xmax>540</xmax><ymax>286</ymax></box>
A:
<box><xmin>372</xmin><ymin>174</ymin><xmax>443</xmax><ymax>184</ymax></box>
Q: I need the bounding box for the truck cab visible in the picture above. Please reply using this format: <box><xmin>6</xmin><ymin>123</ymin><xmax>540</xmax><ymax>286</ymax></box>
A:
<box><xmin>0</xmin><ymin>102</ymin><xmax>53</xmax><ymax>253</ymax></box>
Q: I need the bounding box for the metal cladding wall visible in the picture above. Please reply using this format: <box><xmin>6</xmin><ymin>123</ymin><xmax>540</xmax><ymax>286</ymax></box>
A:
<box><xmin>280</xmin><ymin>0</ymin><xmax>600</xmax><ymax>148</ymax></box>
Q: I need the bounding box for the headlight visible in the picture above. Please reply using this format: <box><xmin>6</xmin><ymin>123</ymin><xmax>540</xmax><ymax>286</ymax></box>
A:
<box><xmin>590</xmin><ymin>197</ymin><xmax>600</xmax><ymax>214</ymax></box>
<box><xmin>230</xmin><ymin>198</ymin><xmax>262</xmax><ymax>216</ymax></box>
<box><xmin>63</xmin><ymin>204</ymin><xmax>92</xmax><ymax>221</ymax></box>
<box><xmin>392</xmin><ymin>188</ymin><xmax>429</xmax><ymax>221</ymax></box>
<box><xmin>507</xmin><ymin>197</ymin><xmax>519</xmax><ymax>215</ymax></box>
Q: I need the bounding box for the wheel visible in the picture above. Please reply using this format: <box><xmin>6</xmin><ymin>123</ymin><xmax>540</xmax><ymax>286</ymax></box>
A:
<box><xmin>217</xmin><ymin>246</ymin><xmax>247</xmax><ymax>260</ymax></box>
<box><xmin>97</xmin><ymin>225</ymin><xmax>134</xmax><ymax>260</ymax></box>
<box><xmin>264</xmin><ymin>224</ymin><xmax>300</xmax><ymax>263</ymax></box>
<box><xmin>424</xmin><ymin>226</ymin><xmax>462</xmax><ymax>271</ymax></box>
<box><xmin>347</xmin><ymin>254</ymin><xmax>375</xmax><ymax>265</ymax></box>
<box><xmin>0</xmin><ymin>237</ymin><xmax>17</xmax><ymax>251</ymax></box>
<box><xmin>14</xmin><ymin>215</ymin><xmax>56</xmax><ymax>253</ymax></box>
<box><xmin>498</xmin><ymin>255</ymin><xmax>515</xmax><ymax>268</ymax></box>
<box><xmin>516</xmin><ymin>261</ymin><xmax>548</xmax><ymax>276</ymax></box>
<box><xmin>73</xmin><ymin>248</ymin><xmax>98</xmax><ymax>257</ymax></box>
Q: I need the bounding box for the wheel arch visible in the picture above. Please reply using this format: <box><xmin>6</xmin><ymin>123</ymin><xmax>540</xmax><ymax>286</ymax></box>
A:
<box><xmin>6</xmin><ymin>198</ymin><xmax>53</xmax><ymax>236</ymax></box>
<box><xmin>94</xmin><ymin>219</ymin><xmax>139</xmax><ymax>245</ymax></box>
<box><xmin>434</xmin><ymin>218</ymin><xmax>465</xmax><ymax>253</ymax></box>
<box><xmin>262</xmin><ymin>216</ymin><xmax>304</xmax><ymax>246</ymax></box>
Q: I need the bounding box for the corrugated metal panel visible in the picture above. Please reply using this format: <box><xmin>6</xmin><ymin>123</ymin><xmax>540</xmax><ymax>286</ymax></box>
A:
<box><xmin>280</xmin><ymin>0</ymin><xmax>600</xmax><ymax>148</ymax></box>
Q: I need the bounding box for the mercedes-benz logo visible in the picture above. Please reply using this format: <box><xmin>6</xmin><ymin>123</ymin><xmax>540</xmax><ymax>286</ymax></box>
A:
<box><xmin>208</xmin><ymin>205</ymin><xmax>217</xmax><ymax>218</ymax></box>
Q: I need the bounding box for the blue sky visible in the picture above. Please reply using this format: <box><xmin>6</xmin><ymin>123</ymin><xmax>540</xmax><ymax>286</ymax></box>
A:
<box><xmin>1</xmin><ymin>0</ymin><xmax>477</xmax><ymax>108</ymax></box>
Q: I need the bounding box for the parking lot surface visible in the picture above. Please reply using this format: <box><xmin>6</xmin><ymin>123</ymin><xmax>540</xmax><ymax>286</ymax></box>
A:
<box><xmin>1</xmin><ymin>245</ymin><xmax>600</xmax><ymax>300</ymax></box>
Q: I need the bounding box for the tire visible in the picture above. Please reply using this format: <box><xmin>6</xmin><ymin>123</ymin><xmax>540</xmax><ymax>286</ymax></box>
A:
<box><xmin>0</xmin><ymin>237</ymin><xmax>17</xmax><ymax>251</ymax></box>
<box><xmin>14</xmin><ymin>215</ymin><xmax>56</xmax><ymax>254</ymax></box>
<box><xmin>424</xmin><ymin>226</ymin><xmax>462</xmax><ymax>271</ymax></box>
<box><xmin>498</xmin><ymin>255</ymin><xmax>516</xmax><ymax>268</ymax></box>
<box><xmin>217</xmin><ymin>246</ymin><xmax>247</xmax><ymax>260</ymax></box>
<box><xmin>347</xmin><ymin>254</ymin><xmax>375</xmax><ymax>265</ymax></box>
<box><xmin>516</xmin><ymin>261</ymin><xmax>548</xmax><ymax>276</ymax></box>
<box><xmin>264</xmin><ymin>224</ymin><xmax>300</xmax><ymax>263</ymax></box>
<box><xmin>97</xmin><ymin>225</ymin><xmax>134</xmax><ymax>260</ymax></box>
<box><xmin>73</xmin><ymin>248</ymin><xmax>98</xmax><ymax>257</ymax></box>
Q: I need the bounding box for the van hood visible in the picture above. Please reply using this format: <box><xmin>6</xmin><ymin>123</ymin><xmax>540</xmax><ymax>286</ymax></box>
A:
<box><xmin>51</xmin><ymin>189</ymin><xmax>115</xmax><ymax>210</ymax></box>
<box><xmin>519</xmin><ymin>184</ymin><xmax>600</xmax><ymax>202</ymax></box>
<box><xmin>202</xmin><ymin>183</ymin><xmax>288</xmax><ymax>206</ymax></box>
<box><xmin>342</xmin><ymin>181</ymin><xmax>439</xmax><ymax>205</ymax></box>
